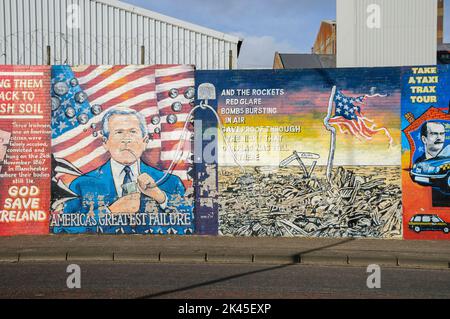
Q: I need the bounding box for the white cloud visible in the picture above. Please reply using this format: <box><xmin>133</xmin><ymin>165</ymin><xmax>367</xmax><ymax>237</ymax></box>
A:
<box><xmin>235</xmin><ymin>34</ymin><xmax>299</xmax><ymax>69</ymax></box>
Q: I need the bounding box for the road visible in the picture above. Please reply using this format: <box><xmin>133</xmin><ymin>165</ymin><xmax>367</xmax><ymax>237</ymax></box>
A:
<box><xmin>0</xmin><ymin>262</ymin><xmax>449</xmax><ymax>299</ymax></box>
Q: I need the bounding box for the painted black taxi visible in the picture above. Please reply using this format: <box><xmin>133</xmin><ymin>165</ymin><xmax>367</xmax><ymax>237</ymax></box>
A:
<box><xmin>411</xmin><ymin>156</ymin><xmax>450</xmax><ymax>194</ymax></box>
<box><xmin>408</xmin><ymin>214</ymin><xmax>450</xmax><ymax>234</ymax></box>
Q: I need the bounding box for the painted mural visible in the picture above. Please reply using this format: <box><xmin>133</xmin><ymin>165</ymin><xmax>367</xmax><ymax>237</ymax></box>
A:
<box><xmin>49</xmin><ymin>65</ymin><xmax>196</xmax><ymax>235</ymax></box>
<box><xmin>0</xmin><ymin>64</ymin><xmax>449</xmax><ymax>239</ymax></box>
<box><xmin>402</xmin><ymin>65</ymin><xmax>450</xmax><ymax>240</ymax></box>
<box><xmin>195</xmin><ymin>68</ymin><xmax>403</xmax><ymax>238</ymax></box>
<box><xmin>0</xmin><ymin>66</ymin><xmax>52</xmax><ymax>235</ymax></box>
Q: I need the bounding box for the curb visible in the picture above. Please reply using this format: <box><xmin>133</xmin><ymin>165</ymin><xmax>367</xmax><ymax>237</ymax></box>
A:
<box><xmin>19</xmin><ymin>252</ymin><xmax>67</xmax><ymax>262</ymax></box>
<box><xmin>345</xmin><ymin>255</ymin><xmax>398</xmax><ymax>267</ymax></box>
<box><xmin>207</xmin><ymin>253</ymin><xmax>254</xmax><ymax>264</ymax></box>
<box><xmin>0</xmin><ymin>252</ymin><xmax>19</xmax><ymax>263</ymax></box>
<box><xmin>159</xmin><ymin>252</ymin><xmax>207</xmax><ymax>263</ymax></box>
<box><xmin>66</xmin><ymin>252</ymin><xmax>114</xmax><ymax>262</ymax></box>
<box><xmin>1</xmin><ymin>250</ymin><xmax>449</xmax><ymax>270</ymax></box>
<box><xmin>113</xmin><ymin>252</ymin><xmax>159</xmax><ymax>262</ymax></box>
<box><xmin>397</xmin><ymin>257</ymin><xmax>450</xmax><ymax>269</ymax></box>
<box><xmin>252</xmin><ymin>254</ymin><xmax>299</xmax><ymax>264</ymax></box>
<box><xmin>300</xmin><ymin>253</ymin><xmax>348</xmax><ymax>265</ymax></box>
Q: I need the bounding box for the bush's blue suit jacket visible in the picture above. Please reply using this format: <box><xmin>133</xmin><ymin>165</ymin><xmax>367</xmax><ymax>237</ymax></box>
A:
<box><xmin>53</xmin><ymin>160</ymin><xmax>189</xmax><ymax>234</ymax></box>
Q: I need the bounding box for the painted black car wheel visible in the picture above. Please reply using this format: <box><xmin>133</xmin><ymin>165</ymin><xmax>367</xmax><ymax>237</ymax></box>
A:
<box><xmin>444</xmin><ymin>227</ymin><xmax>449</xmax><ymax>234</ymax></box>
<box><xmin>414</xmin><ymin>226</ymin><xmax>421</xmax><ymax>233</ymax></box>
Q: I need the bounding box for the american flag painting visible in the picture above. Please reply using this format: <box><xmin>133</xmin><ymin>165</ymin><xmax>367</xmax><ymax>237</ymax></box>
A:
<box><xmin>51</xmin><ymin>65</ymin><xmax>195</xmax><ymax>187</ymax></box>
<box><xmin>328</xmin><ymin>90</ymin><xmax>393</xmax><ymax>146</ymax></box>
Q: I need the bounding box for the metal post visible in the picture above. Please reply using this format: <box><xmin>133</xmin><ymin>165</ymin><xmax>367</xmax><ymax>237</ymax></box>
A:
<box><xmin>46</xmin><ymin>46</ymin><xmax>51</xmax><ymax>65</ymax></box>
<box><xmin>324</xmin><ymin>86</ymin><xmax>337</xmax><ymax>183</ymax></box>
<box><xmin>141</xmin><ymin>46</ymin><xmax>145</xmax><ymax>65</ymax></box>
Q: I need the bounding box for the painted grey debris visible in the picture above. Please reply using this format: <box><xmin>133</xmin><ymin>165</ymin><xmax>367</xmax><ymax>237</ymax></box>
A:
<box><xmin>219</xmin><ymin>166</ymin><xmax>402</xmax><ymax>238</ymax></box>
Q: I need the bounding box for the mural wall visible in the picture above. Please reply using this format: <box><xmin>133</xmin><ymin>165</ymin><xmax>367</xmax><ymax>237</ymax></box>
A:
<box><xmin>195</xmin><ymin>68</ymin><xmax>403</xmax><ymax>238</ymax></box>
<box><xmin>49</xmin><ymin>65</ymin><xmax>196</xmax><ymax>235</ymax></box>
<box><xmin>0</xmin><ymin>64</ymin><xmax>449</xmax><ymax>239</ymax></box>
<box><xmin>0</xmin><ymin>66</ymin><xmax>51</xmax><ymax>236</ymax></box>
<box><xmin>402</xmin><ymin>65</ymin><xmax>450</xmax><ymax>240</ymax></box>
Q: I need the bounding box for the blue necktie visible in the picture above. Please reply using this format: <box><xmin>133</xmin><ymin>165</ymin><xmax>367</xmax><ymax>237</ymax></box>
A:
<box><xmin>122</xmin><ymin>166</ymin><xmax>132</xmax><ymax>196</ymax></box>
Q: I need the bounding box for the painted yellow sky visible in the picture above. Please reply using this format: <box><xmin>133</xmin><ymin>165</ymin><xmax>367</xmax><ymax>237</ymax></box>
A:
<box><xmin>219</xmin><ymin>111</ymin><xmax>401</xmax><ymax>167</ymax></box>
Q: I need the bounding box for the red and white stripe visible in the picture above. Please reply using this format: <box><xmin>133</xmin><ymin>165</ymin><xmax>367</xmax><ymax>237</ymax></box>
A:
<box><xmin>155</xmin><ymin>65</ymin><xmax>194</xmax><ymax>182</ymax></box>
<box><xmin>52</xmin><ymin>64</ymin><xmax>194</xmax><ymax>184</ymax></box>
<box><xmin>329</xmin><ymin>114</ymin><xmax>393</xmax><ymax>146</ymax></box>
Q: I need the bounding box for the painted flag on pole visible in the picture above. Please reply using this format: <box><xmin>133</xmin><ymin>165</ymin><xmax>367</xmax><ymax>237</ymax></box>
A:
<box><xmin>329</xmin><ymin>90</ymin><xmax>393</xmax><ymax>146</ymax></box>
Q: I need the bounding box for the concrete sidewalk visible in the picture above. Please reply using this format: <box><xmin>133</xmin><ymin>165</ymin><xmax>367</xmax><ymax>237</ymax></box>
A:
<box><xmin>0</xmin><ymin>235</ymin><xmax>449</xmax><ymax>269</ymax></box>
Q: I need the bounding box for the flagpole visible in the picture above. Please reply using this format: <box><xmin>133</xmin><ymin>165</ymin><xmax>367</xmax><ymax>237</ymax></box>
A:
<box><xmin>324</xmin><ymin>85</ymin><xmax>337</xmax><ymax>183</ymax></box>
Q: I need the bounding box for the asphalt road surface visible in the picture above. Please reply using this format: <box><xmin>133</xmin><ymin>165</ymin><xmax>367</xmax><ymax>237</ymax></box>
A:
<box><xmin>0</xmin><ymin>262</ymin><xmax>449</xmax><ymax>299</ymax></box>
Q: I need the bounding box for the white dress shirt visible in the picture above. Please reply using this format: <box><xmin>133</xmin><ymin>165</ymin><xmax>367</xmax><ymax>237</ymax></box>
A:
<box><xmin>110</xmin><ymin>158</ymin><xmax>167</xmax><ymax>209</ymax></box>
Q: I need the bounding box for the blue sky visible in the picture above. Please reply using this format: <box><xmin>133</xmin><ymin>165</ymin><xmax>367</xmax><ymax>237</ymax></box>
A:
<box><xmin>124</xmin><ymin>0</ymin><xmax>449</xmax><ymax>69</ymax></box>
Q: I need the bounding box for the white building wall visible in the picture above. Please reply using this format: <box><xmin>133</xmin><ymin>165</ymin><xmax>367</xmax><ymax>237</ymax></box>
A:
<box><xmin>0</xmin><ymin>0</ymin><xmax>242</xmax><ymax>69</ymax></box>
<box><xmin>337</xmin><ymin>0</ymin><xmax>437</xmax><ymax>67</ymax></box>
